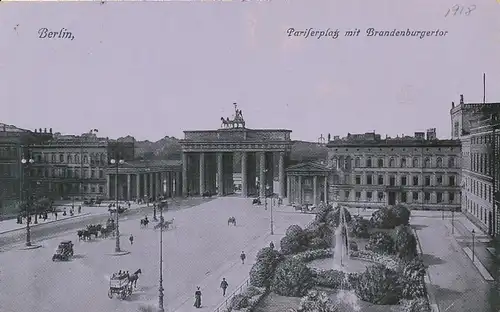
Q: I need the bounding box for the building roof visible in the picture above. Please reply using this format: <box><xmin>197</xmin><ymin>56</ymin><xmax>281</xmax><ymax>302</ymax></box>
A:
<box><xmin>286</xmin><ymin>161</ymin><xmax>330</xmax><ymax>173</ymax></box>
<box><xmin>121</xmin><ymin>159</ymin><xmax>181</xmax><ymax>168</ymax></box>
<box><xmin>327</xmin><ymin>138</ymin><xmax>460</xmax><ymax>148</ymax></box>
<box><xmin>0</xmin><ymin>123</ymin><xmax>30</xmax><ymax>133</ymax></box>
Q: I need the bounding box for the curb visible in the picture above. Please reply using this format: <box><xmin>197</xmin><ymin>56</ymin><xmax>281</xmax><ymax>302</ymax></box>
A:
<box><xmin>413</xmin><ymin>228</ymin><xmax>440</xmax><ymax>312</ymax></box>
<box><xmin>0</xmin><ymin>213</ymin><xmax>93</xmax><ymax>235</ymax></box>
<box><xmin>19</xmin><ymin>244</ymin><xmax>42</xmax><ymax>250</ymax></box>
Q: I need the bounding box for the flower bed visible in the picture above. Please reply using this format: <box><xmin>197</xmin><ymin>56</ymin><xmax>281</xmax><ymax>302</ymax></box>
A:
<box><xmin>350</xmin><ymin>250</ymin><xmax>400</xmax><ymax>271</ymax></box>
<box><xmin>291</xmin><ymin>248</ymin><xmax>333</xmax><ymax>262</ymax></box>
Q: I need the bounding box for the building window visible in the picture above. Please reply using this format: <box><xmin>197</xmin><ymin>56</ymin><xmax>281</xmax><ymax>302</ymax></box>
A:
<box><xmin>75</xmin><ymin>154</ymin><xmax>80</xmax><ymax>163</ymax></box>
<box><xmin>448</xmin><ymin>157</ymin><xmax>455</xmax><ymax>168</ymax></box>
<box><xmin>333</xmin><ymin>175</ymin><xmax>340</xmax><ymax>184</ymax></box>
<box><xmin>437</xmin><ymin>192</ymin><xmax>443</xmax><ymax>203</ymax></box>
<box><xmin>99</xmin><ymin>186</ymin><xmax>104</xmax><ymax>193</ymax></box>
<box><xmin>91</xmin><ymin>169</ymin><xmax>96</xmax><ymax>178</ymax></box>
<box><xmin>425</xmin><ymin>176</ymin><xmax>431</xmax><ymax>186</ymax></box>
<box><xmin>389</xmin><ymin>157</ymin><xmax>395</xmax><ymax>167</ymax></box>
<box><xmin>99</xmin><ymin>169</ymin><xmax>104</xmax><ymax>179</ymax></box>
<box><xmin>367</xmin><ymin>191</ymin><xmax>373</xmax><ymax>201</ymax></box>
<box><xmin>412</xmin><ymin>157</ymin><xmax>419</xmax><ymax>167</ymax></box>
<box><xmin>366</xmin><ymin>158</ymin><xmax>372</xmax><ymax>168</ymax></box>
<box><xmin>355</xmin><ymin>191</ymin><xmax>361</xmax><ymax>200</ymax></box>
<box><xmin>436</xmin><ymin>157</ymin><xmax>443</xmax><ymax>167</ymax></box>
<box><xmin>91</xmin><ymin>186</ymin><xmax>96</xmax><ymax>193</ymax></box>
<box><xmin>378</xmin><ymin>175</ymin><xmax>384</xmax><ymax>185</ymax></box>
<box><xmin>83</xmin><ymin>155</ymin><xmax>88</xmax><ymax>164</ymax></box>
<box><xmin>401</xmin><ymin>157</ymin><xmax>407</xmax><ymax>167</ymax></box>
<box><xmin>413</xmin><ymin>176</ymin><xmax>419</xmax><ymax>186</ymax></box>
<box><xmin>355</xmin><ymin>157</ymin><xmax>360</xmax><ymax>167</ymax></box>
<box><xmin>67</xmin><ymin>155</ymin><xmax>73</xmax><ymax>163</ymax></box>
<box><xmin>83</xmin><ymin>169</ymin><xmax>88</xmax><ymax>178</ymax></box>
<box><xmin>344</xmin><ymin>175</ymin><xmax>350</xmax><ymax>184</ymax></box>
<box><xmin>424</xmin><ymin>157</ymin><xmax>431</xmax><ymax>168</ymax></box>
<box><xmin>424</xmin><ymin>192</ymin><xmax>431</xmax><ymax>202</ymax></box>
<box><xmin>344</xmin><ymin>190</ymin><xmax>350</xmax><ymax>200</ymax></box>
<box><xmin>413</xmin><ymin>192</ymin><xmax>419</xmax><ymax>201</ymax></box>
<box><xmin>436</xmin><ymin>175</ymin><xmax>443</xmax><ymax>185</ymax></box>
<box><xmin>377</xmin><ymin>158</ymin><xmax>384</xmax><ymax>167</ymax></box>
<box><xmin>355</xmin><ymin>175</ymin><xmax>361</xmax><ymax>184</ymax></box>
<box><xmin>389</xmin><ymin>176</ymin><xmax>396</xmax><ymax>186</ymax></box>
<box><xmin>449</xmin><ymin>192</ymin><xmax>455</xmax><ymax>202</ymax></box>
<box><xmin>378</xmin><ymin>191</ymin><xmax>384</xmax><ymax>201</ymax></box>
<box><xmin>449</xmin><ymin>176</ymin><xmax>455</xmax><ymax>186</ymax></box>
<box><xmin>401</xmin><ymin>176</ymin><xmax>407</xmax><ymax>186</ymax></box>
<box><xmin>401</xmin><ymin>192</ymin><xmax>407</xmax><ymax>203</ymax></box>
<box><xmin>68</xmin><ymin>169</ymin><xmax>73</xmax><ymax>178</ymax></box>
<box><xmin>367</xmin><ymin>175</ymin><xmax>373</xmax><ymax>185</ymax></box>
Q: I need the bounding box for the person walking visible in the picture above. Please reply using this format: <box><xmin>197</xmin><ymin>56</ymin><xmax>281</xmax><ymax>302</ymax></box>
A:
<box><xmin>220</xmin><ymin>278</ymin><xmax>228</xmax><ymax>296</ymax></box>
<box><xmin>129</xmin><ymin>234</ymin><xmax>134</xmax><ymax>245</ymax></box>
<box><xmin>194</xmin><ymin>286</ymin><xmax>202</xmax><ymax>308</ymax></box>
<box><xmin>78</xmin><ymin>205</ymin><xmax>81</xmax><ymax>214</ymax></box>
<box><xmin>240</xmin><ymin>251</ymin><xmax>246</xmax><ymax>264</ymax></box>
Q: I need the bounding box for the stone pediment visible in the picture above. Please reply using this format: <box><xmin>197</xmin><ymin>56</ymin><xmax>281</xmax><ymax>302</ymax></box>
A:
<box><xmin>286</xmin><ymin>161</ymin><xmax>330</xmax><ymax>172</ymax></box>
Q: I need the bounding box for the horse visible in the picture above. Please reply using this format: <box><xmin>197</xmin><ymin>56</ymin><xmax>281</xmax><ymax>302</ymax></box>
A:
<box><xmin>252</xmin><ymin>198</ymin><xmax>261</xmax><ymax>205</ymax></box>
<box><xmin>77</xmin><ymin>229</ymin><xmax>92</xmax><ymax>241</ymax></box>
<box><xmin>128</xmin><ymin>269</ymin><xmax>142</xmax><ymax>288</ymax></box>
<box><xmin>140</xmin><ymin>218</ymin><xmax>149</xmax><ymax>228</ymax></box>
<box><xmin>227</xmin><ymin>216</ymin><xmax>236</xmax><ymax>226</ymax></box>
<box><xmin>155</xmin><ymin>218</ymin><xmax>174</xmax><ymax>230</ymax></box>
<box><xmin>86</xmin><ymin>224</ymin><xmax>101</xmax><ymax>239</ymax></box>
<box><xmin>202</xmin><ymin>191</ymin><xmax>212</xmax><ymax>198</ymax></box>
<box><xmin>100</xmin><ymin>226</ymin><xmax>112</xmax><ymax>238</ymax></box>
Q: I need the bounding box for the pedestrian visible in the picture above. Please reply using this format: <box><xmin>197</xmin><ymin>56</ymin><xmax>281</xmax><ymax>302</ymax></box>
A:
<box><xmin>220</xmin><ymin>278</ymin><xmax>228</xmax><ymax>296</ymax></box>
<box><xmin>129</xmin><ymin>234</ymin><xmax>134</xmax><ymax>245</ymax></box>
<box><xmin>194</xmin><ymin>286</ymin><xmax>202</xmax><ymax>308</ymax></box>
<box><xmin>240</xmin><ymin>251</ymin><xmax>246</xmax><ymax>264</ymax></box>
<box><xmin>78</xmin><ymin>205</ymin><xmax>81</xmax><ymax>214</ymax></box>
<box><xmin>55</xmin><ymin>211</ymin><xmax>58</xmax><ymax>220</ymax></box>
<box><xmin>128</xmin><ymin>202</ymin><xmax>131</xmax><ymax>209</ymax></box>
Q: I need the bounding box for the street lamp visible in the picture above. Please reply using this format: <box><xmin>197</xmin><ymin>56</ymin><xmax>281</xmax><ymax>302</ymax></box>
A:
<box><xmin>158</xmin><ymin>194</ymin><xmax>167</xmax><ymax>312</ymax></box>
<box><xmin>21</xmin><ymin>156</ymin><xmax>34</xmax><ymax>247</ymax></box>
<box><xmin>471</xmin><ymin>229</ymin><xmax>476</xmax><ymax>262</ymax></box>
<box><xmin>110</xmin><ymin>158</ymin><xmax>124</xmax><ymax>253</ymax></box>
<box><xmin>451</xmin><ymin>208</ymin><xmax>455</xmax><ymax>234</ymax></box>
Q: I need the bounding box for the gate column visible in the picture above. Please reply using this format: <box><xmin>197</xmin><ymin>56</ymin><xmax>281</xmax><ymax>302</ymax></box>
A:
<box><xmin>200</xmin><ymin>152</ymin><xmax>205</xmax><ymax>195</ymax></box>
<box><xmin>241</xmin><ymin>152</ymin><xmax>248</xmax><ymax>197</ymax></box>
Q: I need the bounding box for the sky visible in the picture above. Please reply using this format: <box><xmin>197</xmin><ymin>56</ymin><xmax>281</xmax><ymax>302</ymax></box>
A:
<box><xmin>0</xmin><ymin>0</ymin><xmax>499</xmax><ymax>142</ymax></box>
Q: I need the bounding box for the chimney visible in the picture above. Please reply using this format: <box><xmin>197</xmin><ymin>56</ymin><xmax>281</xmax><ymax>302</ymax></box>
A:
<box><xmin>39</xmin><ymin>128</ymin><xmax>42</xmax><ymax>133</ymax></box>
<box><xmin>44</xmin><ymin>128</ymin><xmax>47</xmax><ymax>133</ymax></box>
<box><xmin>460</xmin><ymin>94</ymin><xmax>464</xmax><ymax>104</ymax></box>
<box><xmin>34</xmin><ymin>129</ymin><xmax>37</xmax><ymax>133</ymax></box>
<box><xmin>2</xmin><ymin>125</ymin><xmax>5</xmax><ymax>132</ymax></box>
<box><xmin>49</xmin><ymin>128</ymin><xmax>52</xmax><ymax>133</ymax></box>
<box><xmin>452</xmin><ymin>101</ymin><xmax>455</xmax><ymax>108</ymax></box>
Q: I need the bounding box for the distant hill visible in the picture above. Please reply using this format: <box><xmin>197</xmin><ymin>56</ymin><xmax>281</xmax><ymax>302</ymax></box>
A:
<box><xmin>128</xmin><ymin>136</ymin><xmax>327</xmax><ymax>163</ymax></box>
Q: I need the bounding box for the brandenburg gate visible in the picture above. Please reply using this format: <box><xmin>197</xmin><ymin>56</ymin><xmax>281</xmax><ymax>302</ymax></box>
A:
<box><xmin>180</xmin><ymin>104</ymin><xmax>293</xmax><ymax>198</ymax></box>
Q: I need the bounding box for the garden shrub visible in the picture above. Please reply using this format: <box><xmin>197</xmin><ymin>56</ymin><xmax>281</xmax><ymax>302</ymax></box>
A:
<box><xmin>230</xmin><ymin>293</ymin><xmax>250</xmax><ymax>310</ymax></box>
<box><xmin>292</xmin><ymin>248</ymin><xmax>332</xmax><ymax>262</ymax></box>
<box><xmin>249</xmin><ymin>247</ymin><xmax>283</xmax><ymax>288</ymax></box>
<box><xmin>349</xmin><ymin>215</ymin><xmax>370</xmax><ymax>238</ymax></box>
<box><xmin>281</xmin><ymin>225</ymin><xmax>308</xmax><ymax>255</ymax></box>
<box><xmin>394</xmin><ymin>225</ymin><xmax>418</xmax><ymax>261</ymax></box>
<box><xmin>370</xmin><ymin>207</ymin><xmax>397</xmax><ymax>229</ymax></box>
<box><xmin>271</xmin><ymin>258</ymin><xmax>314</xmax><ymax>297</ymax></box>
<box><xmin>312</xmin><ymin>269</ymin><xmax>346</xmax><ymax>289</ymax></box>
<box><xmin>352</xmin><ymin>264</ymin><xmax>402</xmax><ymax>305</ymax></box>
<box><xmin>400</xmin><ymin>298</ymin><xmax>431</xmax><ymax>312</ymax></box>
<box><xmin>393</xmin><ymin>204</ymin><xmax>411</xmax><ymax>226</ymax></box>
<box><xmin>365</xmin><ymin>232</ymin><xmax>395</xmax><ymax>255</ymax></box>
<box><xmin>399</xmin><ymin>257</ymin><xmax>427</xmax><ymax>299</ymax></box>
<box><xmin>244</xmin><ymin>285</ymin><xmax>263</xmax><ymax>297</ymax></box>
<box><xmin>297</xmin><ymin>289</ymin><xmax>338</xmax><ymax>312</ymax></box>
<box><xmin>349</xmin><ymin>241</ymin><xmax>359</xmax><ymax>251</ymax></box>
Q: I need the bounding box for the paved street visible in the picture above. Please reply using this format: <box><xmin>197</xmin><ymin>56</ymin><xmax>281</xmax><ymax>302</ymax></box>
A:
<box><xmin>0</xmin><ymin>197</ymin><xmax>314</xmax><ymax>312</ymax></box>
<box><xmin>0</xmin><ymin>198</ymin><xmax>209</xmax><ymax>252</ymax></box>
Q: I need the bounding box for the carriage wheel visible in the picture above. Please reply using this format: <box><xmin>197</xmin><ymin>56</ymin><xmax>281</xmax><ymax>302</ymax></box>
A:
<box><xmin>108</xmin><ymin>289</ymin><xmax>113</xmax><ymax>299</ymax></box>
<box><xmin>120</xmin><ymin>290</ymin><xmax>127</xmax><ymax>300</ymax></box>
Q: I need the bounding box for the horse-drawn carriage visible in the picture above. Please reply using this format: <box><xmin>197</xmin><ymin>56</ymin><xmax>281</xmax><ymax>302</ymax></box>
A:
<box><xmin>52</xmin><ymin>240</ymin><xmax>74</xmax><ymax>261</ymax></box>
<box><xmin>202</xmin><ymin>191</ymin><xmax>213</xmax><ymax>198</ymax></box>
<box><xmin>252</xmin><ymin>198</ymin><xmax>262</xmax><ymax>205</ymax></box>
<box><xmin>154</xmin><ymin>217</ymin><xmax>174</xmax><ymax>230</ymax></box>
<box><xmin>108</xmin><ymin>274</ymin><xmax>133</xmax><ymax>300</ymax></box>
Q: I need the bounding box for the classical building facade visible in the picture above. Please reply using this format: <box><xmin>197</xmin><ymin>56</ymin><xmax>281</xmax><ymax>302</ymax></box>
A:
<box><xmin>105</xmin><ymin>160</ymin><xmax>181</xmax><ymax>201</ymax></box>
<box><xmin>451</xmin><ymin>94</ymin><xmax>500</xmax><ymax>236</ymax></box>
<box><xmin>326</xmin><ymin>131</ymin><xmax>462</xmax><ymax>210</ymax></box>
<box><xmin>180</xmin><ymin>104</ymin><xmax>292</xmax><ymax>198</ymax></box>
<box><xmin>286</xmin><ymin>161</ymin><xmax>329</xmax><ymax>206</ymax></box>
<box><xmin>0</xmin><ymin>125</ymin><xmax>52</xmax><ymax>216</ymax></box>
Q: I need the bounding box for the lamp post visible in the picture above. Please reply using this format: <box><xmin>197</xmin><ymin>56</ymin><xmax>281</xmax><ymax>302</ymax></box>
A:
<box><xmin>451</xmin><ymin>208</ymin><xmax>455</xmax><ymax>234</ymax></box>
<box><xmin>21</xmin><ymin>156</ymin><xmax>34</xmax><ymax>247</ymax></box>
<box><xmin>471</xmin><ymin>229</ymin><xmax>476</xmax><ymax>262</ymax></box>
<box><xmin>158</xmin><ymin>178</ymin><xmax>167</xmax><ymax>312</ymax></box>
<box><xmin>110</xmin><ymin>158</ymin><xmax>124</xmax><ymax>253</ymax></box>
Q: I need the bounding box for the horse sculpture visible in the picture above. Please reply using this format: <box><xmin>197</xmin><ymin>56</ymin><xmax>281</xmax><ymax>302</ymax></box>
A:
<box><xmin>227</xmin><ymin>216</ymin><xmax>236</xmax><ymax>226</ymax></box>
<box><xmin>128</xmin><ymin>269</ymin><xmax>142</xmax><ymax>288</ymax></box>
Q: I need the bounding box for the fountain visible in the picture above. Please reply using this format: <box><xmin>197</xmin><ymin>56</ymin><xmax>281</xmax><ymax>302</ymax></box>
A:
<box><xmin>332</xmin><ymin>205</ymin><xmax>350</xmax><ymax>270</ymax></box>
<box><xmin>332</xmin><ymin>205</ymin><xmax>361</xmax><ymax>312</ymax></box>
